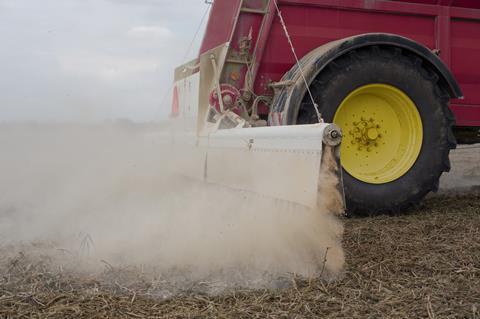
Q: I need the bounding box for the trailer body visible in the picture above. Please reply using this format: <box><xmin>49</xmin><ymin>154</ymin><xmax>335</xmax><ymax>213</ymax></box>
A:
<box><xmin>171</xmin><ymin>0</ymin><xmax>479</xmax><ymax>214</ymax></box>
<box><xmin>197</xmin><ymin>0</ymin><xmax>480</xmax><ymax>127</ymax></box>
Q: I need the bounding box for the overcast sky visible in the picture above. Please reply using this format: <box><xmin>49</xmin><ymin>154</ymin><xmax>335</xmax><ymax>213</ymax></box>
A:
<box><xmin>0</xmin><ymin>0</ymin><xmax>209</xmax><ymax>122</ymax></box>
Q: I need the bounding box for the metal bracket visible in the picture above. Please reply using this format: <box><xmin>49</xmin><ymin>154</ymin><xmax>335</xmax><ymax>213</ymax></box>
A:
<box><xmin>210</xmin><ymin>54</ymin><xmax>225</xmax><ymax>113</ymax></box>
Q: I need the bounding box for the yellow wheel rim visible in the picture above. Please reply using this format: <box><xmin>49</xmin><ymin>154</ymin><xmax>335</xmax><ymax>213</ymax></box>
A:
<box><xmin>333</xmin><ymin>84</ymin><xmax>423</xmax><ymax>184</ymax></box>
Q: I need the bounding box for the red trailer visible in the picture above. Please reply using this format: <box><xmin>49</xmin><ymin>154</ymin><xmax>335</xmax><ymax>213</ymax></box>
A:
<box><xmin>172</xmin><ymin>0</ymin><xmax>480</xmax><ymax>214</ymax></box>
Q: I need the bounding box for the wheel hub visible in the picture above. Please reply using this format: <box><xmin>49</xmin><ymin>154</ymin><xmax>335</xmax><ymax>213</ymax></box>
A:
<box><xmin>334</xmin><ymin>84</ymin><xmax>423</xmax><ymax>184</ymax></box>
<box><xmin>349</xmin><ymin>117</ymin><xmax>383</xmax><ymax>151</ymax></box>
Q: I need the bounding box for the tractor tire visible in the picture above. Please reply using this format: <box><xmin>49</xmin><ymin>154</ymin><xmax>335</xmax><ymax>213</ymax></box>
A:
<box><xmin>297</xmin><ymin>46</ymin><xmax>456</xmax><ymax>215</ymax></box>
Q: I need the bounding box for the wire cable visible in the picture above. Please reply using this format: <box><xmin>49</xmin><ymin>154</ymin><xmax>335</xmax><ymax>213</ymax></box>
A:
<box><xmin>273</xmin><ymin>0</ymin><xmax>322</xmax><ymax>123</ymax></box>
<box><xmin>181</xmin><ymin>3</ymin><xmax>212</xmax><ymax>64</ymax></box>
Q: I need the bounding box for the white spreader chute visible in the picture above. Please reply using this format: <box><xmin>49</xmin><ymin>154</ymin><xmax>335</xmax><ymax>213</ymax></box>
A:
<box><xmin>170</xmin><ymin>122</ymin><xmax>343</xmax><ymax>210</ymax></box>
<box><xmin>167</xmin><ymin>44</ymin><xmax>344</xmax><ymax>211</ymax></box>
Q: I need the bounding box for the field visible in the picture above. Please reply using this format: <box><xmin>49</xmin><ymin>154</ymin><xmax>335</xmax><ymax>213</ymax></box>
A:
<box><xmin>0</xmin><ymin>145</ymin><xmax>479</xmax><ymax>319</ymax></box>
<box><xmin>0</xmin><ymin>193</ymin><xmax>478</xmax><ymax>319</ymax></box>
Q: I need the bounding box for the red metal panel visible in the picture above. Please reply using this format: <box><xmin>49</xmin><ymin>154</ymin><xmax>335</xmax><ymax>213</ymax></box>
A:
<box><xmin>199</xmin><ymin>0</ymin><xmax>242</xmax><ymax>54</ymax></box>
<box><xmin>395</xmin><ymin>0</ymin><xmax>438</xmax><ymax>4</ymax></box>
<box><xmin>451</xmin><ymin>18</ymin><xmax>480</xmax><ymax>106</ymax></box>
<box><xmin>451</xmin><ymin>0</ymin><xmax>480</xmax><ymax>9</ymax></box>
<box><xmin>250</xmin><ymin>0</ymin><xmax>278</xmax><ymax>84</ymax></box>
<box><xmin>278</xmin><ymin>0</ymin><xmax>439</xmax><ymax>14</ymax></box>
<box><xmin>399</xmin><ymin>0</ymin><xmax>480</xmax><ymax>9</ymax></box>
<box><xmin>254</xmin><ymin>4</ymin><xmax>436</xmax><ymax>93</ymax></box>
<box><xmin>450</xmin><ymin>18</ymin><xmax>480</xmax><ymax>125</ymax></box>
<box><xmin>451</xmin><ymin>104</ymin><xmax>480</xmax><ymax>126</ymax></box>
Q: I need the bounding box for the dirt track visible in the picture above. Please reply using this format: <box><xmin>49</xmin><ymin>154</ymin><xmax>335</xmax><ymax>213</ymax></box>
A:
<box><xmin>1</xmin><ymin>194</ymin><xmax>479</xmax><ymax>319</ymax></box>
<box><xmin>0</xmin><ymin>145</ymin><xmax>479</xmax><ymax>319</ymax></box>
<box><xmin>439</xmin><ymin>145</ymin><xmax>480</xmax><ymax>193</ymax></box>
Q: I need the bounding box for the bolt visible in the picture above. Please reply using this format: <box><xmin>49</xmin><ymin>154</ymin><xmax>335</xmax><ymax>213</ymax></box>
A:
<box><xmin>242</xmin><ymin>90</ymin><xmax>252</xmax><ymax>101</ymax></box>
<box><xmin>330</xmin><ymin>130</ymin><xmax>340</xmax><ymax>139</ymax></box>
<box><xmin>222</xmin><ymin>94</ymin><xmax>233</xmax><ymax>107</ymax></box>
<box><xmin>367</xmin><ymin>128</ymin><xmax>379</xmax><ymax>141</ymax></box>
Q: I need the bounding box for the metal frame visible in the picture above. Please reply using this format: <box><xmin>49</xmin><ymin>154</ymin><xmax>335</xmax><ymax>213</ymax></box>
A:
<box><xmin>197</xmin><ymin>0</ymin><xmax>480</xmax><ymax>127</ymax></box>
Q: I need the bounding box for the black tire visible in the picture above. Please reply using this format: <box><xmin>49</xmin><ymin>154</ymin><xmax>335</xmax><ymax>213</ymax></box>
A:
<box><xmin>297</xmin><ymin>46</ymin><xmax>456</xmax><ymax>215</ymax></box>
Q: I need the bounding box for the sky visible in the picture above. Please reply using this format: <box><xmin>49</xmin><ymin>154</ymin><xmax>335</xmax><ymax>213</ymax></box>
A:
<box><xmin>0</xmin><ymin>0</ymin><xmax>210</xmax><ymax>122</ymax></box>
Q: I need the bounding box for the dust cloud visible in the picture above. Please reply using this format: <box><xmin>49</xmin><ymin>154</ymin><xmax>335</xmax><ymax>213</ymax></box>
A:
<box><xmin>0</xmin><ymin>123</ymin><xmax>344</xmax><ymax>292</ymax></box>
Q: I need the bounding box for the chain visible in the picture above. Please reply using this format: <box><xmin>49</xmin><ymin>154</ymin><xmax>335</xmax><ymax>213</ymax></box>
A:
<box><xmin>273</xmin><ymin>0</ymin><xmax>322</xmax><ymax>123</ymax></box>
